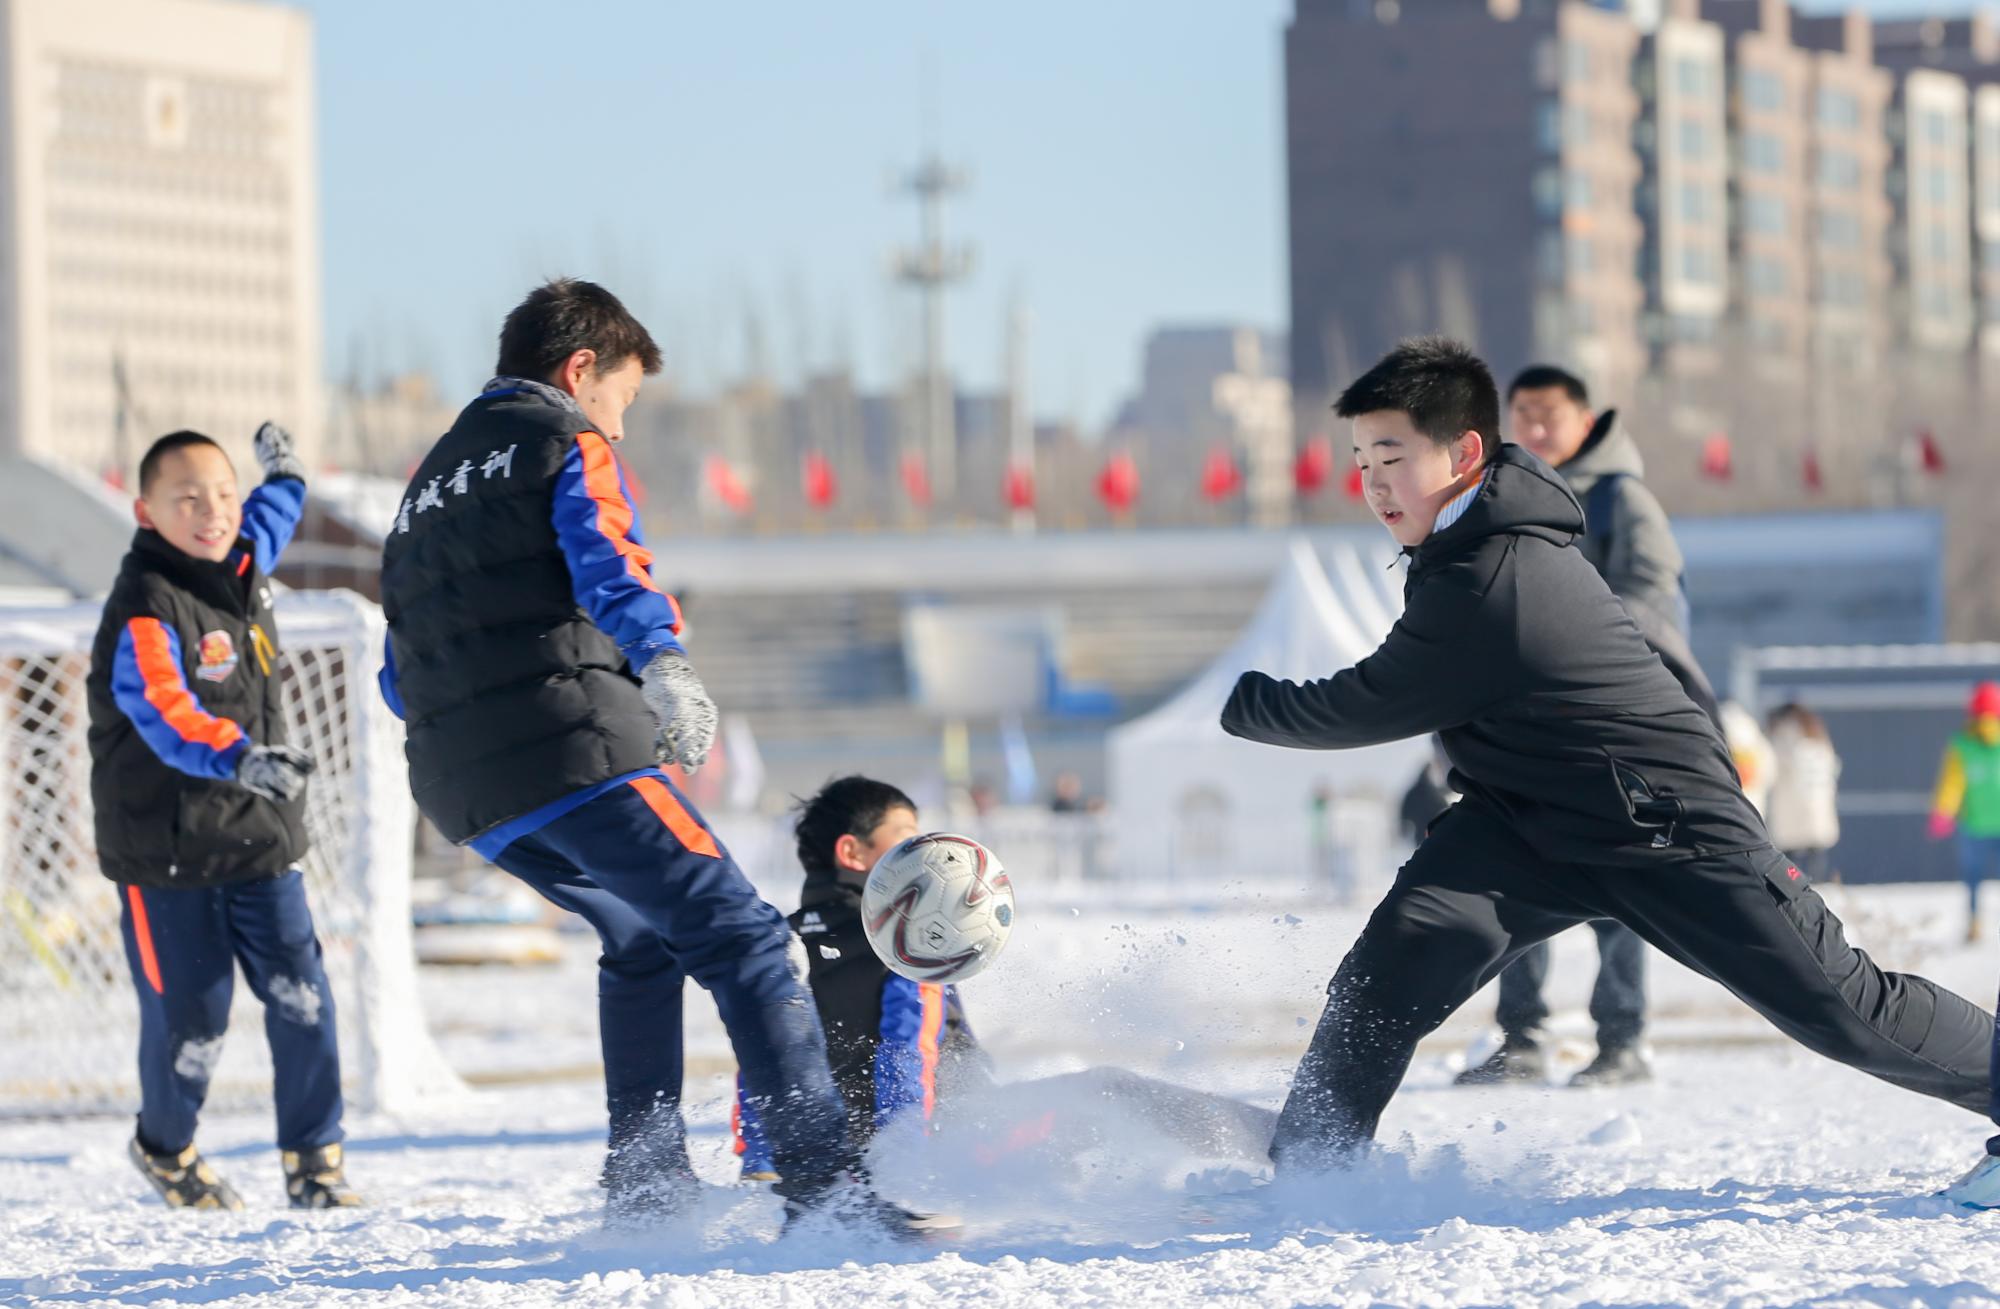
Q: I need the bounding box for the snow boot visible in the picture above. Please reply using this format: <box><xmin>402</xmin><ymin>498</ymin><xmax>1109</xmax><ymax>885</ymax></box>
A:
<box><xmin>600</xmin><ymin>1141</ymin><xmax>700</xmax><ymax>1224</ymax></box>
<box><xmin>282</xmin><ymin>1143</ymin><xmax>363</xmax><ymax>1209</ymax></box>
<box><xmin>1568</xmin><ymin>1044</ymin><xmax>1653</xmax><ymax>1088</ymax></box>
<box><xmin>1453</xmin><ymin>1036</ymin><xmax>1547</xmax><ymax>1086</ymax></box>
<box><xmin>130</xmin><ymin>1135</ymin><xmax>244</xmax><ymax>1211</ymax></box>
<box><xmin>780</xmin><ymin>1172</ymin><xmax>959</xmax><ymax>1243</ymax></box>
<box><xmin>1942</xmin><ymin>1153</ymin><xmax>2000</xmax><ymax>1209</ymax></box>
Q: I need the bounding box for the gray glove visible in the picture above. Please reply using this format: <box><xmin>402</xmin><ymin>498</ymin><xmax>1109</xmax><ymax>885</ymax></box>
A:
<box><xmin>639</xmin><ymin>651</ymin><xmax>717</xmax><ymax>773</ymax></box>
<box><xmin>253</xmin><ymin>421</ymin><xmax>306</xmax><ymax>483</ymax></box>
<box><xmin>236</xmin><ymin>743</ymin><xmax>315</xmax><ymax>802</ymax></box>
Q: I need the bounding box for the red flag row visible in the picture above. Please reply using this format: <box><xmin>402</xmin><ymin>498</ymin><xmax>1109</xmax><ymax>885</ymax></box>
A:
<box><xmin>702</xmin><ymin>426</ymin><xmax>1951</xmax><ymax>518</ymax></box>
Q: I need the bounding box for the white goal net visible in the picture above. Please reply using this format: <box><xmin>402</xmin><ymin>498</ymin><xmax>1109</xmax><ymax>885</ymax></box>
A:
<box><xmin>0</xmin><ymin>589</ymin><xmax>461</xmax><ymax>1117</ymax></box>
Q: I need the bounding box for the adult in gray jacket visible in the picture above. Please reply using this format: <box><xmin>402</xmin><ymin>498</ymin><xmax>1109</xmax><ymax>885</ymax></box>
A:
<box><xmin>1455</xmin><ymin>365</ymin><xmax>1714</xmax><ymax>1090</ymax></box>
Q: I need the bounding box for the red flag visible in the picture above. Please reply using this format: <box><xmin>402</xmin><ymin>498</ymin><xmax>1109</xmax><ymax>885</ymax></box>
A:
<box><xmin>621</xmin><ymin>458</ymin><xmax>649</xmax><ymax>509</ymax></box>
<box><xmin>1003</xmin><ymin>462</ymin><xmax>1036</xmax><ymax>512</ymax></box>
<box><xmin>1700</xmin><ymin>432</ymin><xmax>1733</xmax><ymax>481</ymax></box>
<box><xmin>703</xmin><ymin>454</ymin><xmax>752</xmax><ymax>515</ymax></box>
<box><xmin>801</xmin><ymin>450</ymin><xmax>836</xmax><ymax>509</ymax></box>
<box><xmin>1801</xmin><ymin>448</ymin><xmax>1824</xmax><ymax>493</ymax></box>
<box><xmin>900</xmin><ymin>450</ymin><xmax>932</xmax><ymax>507</ymax></box>
<box><xmin>1294</xmin><ymin>437</ymin><xmax>1332</xmax><ymax>496</ymax></box>
<box><xmin>1199</xmin><ymin>443</ymin><xmax>1243</xmax><ymax>502</ymax></box>
<box><xmin>102</xmin><ymin>465</ymin><xmax>126</xmax><ymax>492</ymax></box>
<box><xmin>1343</xmin><ymin>464</ymin><xmax>1365</xmax><ymax>502</ymax></box>
<box><xmin>1917</xmin><ymin>427</ymin><xmax>1946</xmax><ymax>474</ymax></box>
<box><xmin>1096</xmin><ymin>450</ymin><xmax>1139</xmax><ymax>514</ymax></box>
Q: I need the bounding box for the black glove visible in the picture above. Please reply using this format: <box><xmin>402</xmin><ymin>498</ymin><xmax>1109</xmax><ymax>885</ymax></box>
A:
<box><xmin>236</xmin><ymin>743</ymin><xmax>315</xmax><ymax>802</ymax></box>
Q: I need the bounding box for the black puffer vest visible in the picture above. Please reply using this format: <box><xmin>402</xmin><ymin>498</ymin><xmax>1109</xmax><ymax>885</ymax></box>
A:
<box><xmin>87</xmin><ymin>530</ymin><xmax>306</xmax><ymax>887</ymax></box>
<box><xmin>380</xmin><ymin>386</ymin><xmax>656</xmax><ymax>843</ymax></box>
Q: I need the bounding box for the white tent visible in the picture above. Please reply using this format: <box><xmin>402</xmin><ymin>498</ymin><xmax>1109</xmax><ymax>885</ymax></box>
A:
<box><xmin>1107</xmin><ymin>536</ymin><xmax>1431</xmax><ymax>888</ymax></box>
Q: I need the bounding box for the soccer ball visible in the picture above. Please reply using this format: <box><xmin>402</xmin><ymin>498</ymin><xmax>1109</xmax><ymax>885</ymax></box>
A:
<box><xmin>861</xmin><ymin>833</ymin><xmax>1015</xmax><ymax>984</ymax></box>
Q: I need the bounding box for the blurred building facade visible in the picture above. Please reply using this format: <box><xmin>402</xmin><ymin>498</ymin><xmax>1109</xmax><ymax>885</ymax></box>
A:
<box><xmin>1110</xmin><ymin>326</ymin><xmax>1294</xmax><ymax>528</ymax></box>
<box><xmin>1286</xmin><ymin>0</ymin><xmax>2000</xmax><ymax>477</ymax></box>
<box><xmin>0</xmin><ymin>0</ymin><xmax>321</xmax><ymax>482</ymax></box>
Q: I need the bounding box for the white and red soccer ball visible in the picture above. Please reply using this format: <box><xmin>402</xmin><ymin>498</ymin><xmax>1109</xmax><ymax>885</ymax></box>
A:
<box><xmin>861</xmin><ymin>833</ymin><xmax>1015</xmax><ymax>983</ymax></box>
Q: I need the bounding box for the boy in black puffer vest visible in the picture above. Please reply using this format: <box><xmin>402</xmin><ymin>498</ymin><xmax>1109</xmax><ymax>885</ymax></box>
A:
<box><xmin>379</xmin><ymin>280</ymin><xmax>930</xmax><ymax>1238</ymax></box>
<box><xmin>87</xmin><ymin>425</ymin><xmax>358</xmax><ymax>1211</ymax></box>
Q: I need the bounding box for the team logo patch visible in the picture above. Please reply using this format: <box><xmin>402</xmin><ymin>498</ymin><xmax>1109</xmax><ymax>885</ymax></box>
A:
<box><xmin>194</xmin><ymin>630</ymin><xmax>238</xmax><ymax>683</ymax></box>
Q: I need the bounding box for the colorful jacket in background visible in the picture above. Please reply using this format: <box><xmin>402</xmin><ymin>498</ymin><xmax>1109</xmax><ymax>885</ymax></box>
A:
<box><xmin>1934</xmin><ymin>723</ymin><xmax>2000</xmax><ymax>839</ymax></box>
<box><xmin>86</xmin><ymin>476</ymin><xmax>308</xmax><ymax>887</ymax></box>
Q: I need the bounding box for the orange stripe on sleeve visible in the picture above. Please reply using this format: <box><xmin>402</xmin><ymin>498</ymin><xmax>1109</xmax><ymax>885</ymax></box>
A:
<box><xmin>917</xmin><ymin>983</ymin><xmax>945</xmax><ymax>1119</ymax></box>
<box><xmin>127</xmin><ymin>886</ymin><xmax>164</xmax><ymax>995</ymax></box>
<box><xmin>577</xmin><ymin>431</ymin><xmax>664</xmax><ymax>595</ymax></box>
<box><xmin>629</xmin><ymin>776</ymin><xmax>721</xmax><ymax>859</ymax></box>
<box><xmin>128</xmin><ymin>618</ymin><xmax>244</xmax><ymax>753</ymax></box>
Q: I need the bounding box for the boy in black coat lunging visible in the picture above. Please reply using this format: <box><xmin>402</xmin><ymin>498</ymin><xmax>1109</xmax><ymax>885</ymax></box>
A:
<box><xmin>1222</xmin><ymin>336</ymin><xmax>1991</xmax><ymax>1170</ymax></box>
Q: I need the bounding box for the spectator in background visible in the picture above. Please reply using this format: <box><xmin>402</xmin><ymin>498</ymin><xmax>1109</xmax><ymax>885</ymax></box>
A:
<box><xmin>1397</xmin><ymin>739</ymin><xmax>1457</xmax><ymax>844</ymax></box>
<box><xmin>1457</xmin><ymin>363</ymin><xmax>1713</xmax><ymax>1089</ymax></box>
<box><xmin>1720</xmin><ymin>701</ymin><xmax>1777</xmax><ymax>818</ymax></box>
<box><xmin>1050</xmin><ymin>772</ymin><xmax>1085</xmax><ymax>813</ymax></box>
<box><xmin>1930</xmin><ymin>681</ymin><xmax>2000</xmax><ymax>943</ymax></box>
<box><xmin>1764</xmin><ymin>703</ymin><xmax>1842</xmax><ymax>884</ymax></box>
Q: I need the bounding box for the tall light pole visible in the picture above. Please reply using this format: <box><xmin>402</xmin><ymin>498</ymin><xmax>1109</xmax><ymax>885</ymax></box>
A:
<box><xmin>892</xmin><ymin>153</ymin><xmax>972</xmax><ymax>509</ymax></box>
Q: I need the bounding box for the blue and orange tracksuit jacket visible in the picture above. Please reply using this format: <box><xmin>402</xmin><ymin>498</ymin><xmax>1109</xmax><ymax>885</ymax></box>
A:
<box><xmin>85</xmin><ymin>476</ymin><xmax>309</xmax><ymax>887</ymax></box>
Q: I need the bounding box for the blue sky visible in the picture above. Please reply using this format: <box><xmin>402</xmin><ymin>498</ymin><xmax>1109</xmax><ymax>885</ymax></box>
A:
<box><xmin>298</xmin><ymin>0</ymin><xmax>1983</xmax><ymax>426</ymax></box>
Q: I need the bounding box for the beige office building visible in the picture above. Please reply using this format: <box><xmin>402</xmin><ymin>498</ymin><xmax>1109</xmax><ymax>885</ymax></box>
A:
<box><xmin>0</xmin><ymin>0</ymin><xmax>320</xmax><ymax>481</ymax></box>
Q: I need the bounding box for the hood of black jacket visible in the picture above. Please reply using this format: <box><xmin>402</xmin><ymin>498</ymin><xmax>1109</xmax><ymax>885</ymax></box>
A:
<box><xmin>797</xmin><ymin>871</ymin><xmax>864</xmax><ymax>915</ymax></box>
<box><xmin>1411</xmin><ymin>442</ymin><xmax>1583</xmax><ymax>570</ymax></box>
<box><xmin>1560</xmin><ymin>407</ymin><xmax>1645</xmax><ymax>488</ymax></box>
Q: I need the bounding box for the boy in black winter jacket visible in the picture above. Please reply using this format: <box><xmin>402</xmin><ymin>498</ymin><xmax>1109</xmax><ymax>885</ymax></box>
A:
<box><xmin>1221</xmin><ymin>336</ymin><xmax>1992</xmax><ymax>1171</ymax></box>
<box><xmin>735</xmin><ymin>778</ymin><xmax>987</xmax><ymax>1179</ymax></box>
<box><xmin>86</xmin><ymin>426</ymin><xmax>358</xmax><ymax>1210</ymax></box>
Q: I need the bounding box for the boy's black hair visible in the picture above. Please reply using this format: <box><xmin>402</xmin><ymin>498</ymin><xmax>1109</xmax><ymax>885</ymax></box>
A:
<box><xmin>1507</xmin><ymin>364</ymin><xmax>1591</xmax><ymax>407</ymax></box>
<box><xmin>495</xmin><ymin>277</ymin><xmax>664</xmax><ymax>382</ymax></box>
<box><xmin>138</xmin><ymin>430</ymin><xmax>229</xmax><ymax>494</ymax></box>
<box><xmin>1336</xmin><ymin>335</ymin><xmax>1502</xmax><ymax>464</ymax></box>
<box><xmin>794</xmin><ymin>775</ymin><xmax>917</xmax><ymax>879</ymax></box>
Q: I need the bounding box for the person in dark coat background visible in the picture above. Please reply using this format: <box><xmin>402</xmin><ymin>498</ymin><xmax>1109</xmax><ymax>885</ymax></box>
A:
<box><xmin>1452</xmin><ymin>365</ymin><xmax>1718</xmax><ymax>1089</ymax></box>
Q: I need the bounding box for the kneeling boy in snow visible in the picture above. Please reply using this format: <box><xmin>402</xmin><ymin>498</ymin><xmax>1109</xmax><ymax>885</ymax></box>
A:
<box><xmin>736</xmin><ymin>777</ymin><xmax>987</xmax><ymax>1179</ymax></box>
<box><xmin>1220</xmin><ymin>336</ymin><xmax>1993</xmax><ymax>1173</ymax></box>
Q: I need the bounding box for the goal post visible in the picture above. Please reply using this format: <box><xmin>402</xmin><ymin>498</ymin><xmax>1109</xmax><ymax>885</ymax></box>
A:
<box><xmin>0</xmin><ymin>589</ymin><xmax>462</xmax><ymax>1117</ymax></box>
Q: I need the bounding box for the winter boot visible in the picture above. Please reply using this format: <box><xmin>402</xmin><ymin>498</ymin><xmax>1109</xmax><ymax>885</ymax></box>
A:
<box><xmin>1453</xmin><ymin>1035</ymin><xmax>1547</xmax><ymax>1086</ymax></box>
<box><xmin>282</xmin><ymin>1143</ymin><xmax>363</xmax><ymax>1209</ymax></box>
<box><xmin>1942</xmin><ymin>1153</ymin><xmax>2000</xmax><ymax>1209</ymax></box>
<box><xmin>600</xmin><ymin>1140</ymin><xmax>700</xmax><ymax>1224</ymax></box>
<box><xmin>129</xmin><ymin>1135</ymin><xmax>244</xmax><ymax>1211</ymax></box>
<box><xmin>1568</xmin><ymin>1044</ymin><xmax>1653</xmax><ymax>1088</ymax></box>
<box><xmin>780</xmin><ymin>1172</ymin><xmax>960</xmax><ymax>1243</ymax></box>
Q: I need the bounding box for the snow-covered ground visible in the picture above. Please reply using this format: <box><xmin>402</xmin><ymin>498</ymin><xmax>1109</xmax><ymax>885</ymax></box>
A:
<box><xmin>7</xmin><ymin>882</ymin><xmax>2000</xmax><ymax>1308</ymax></box>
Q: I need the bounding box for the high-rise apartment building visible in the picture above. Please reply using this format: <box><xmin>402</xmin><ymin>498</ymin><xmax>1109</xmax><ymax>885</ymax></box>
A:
<box><xmin>0</xmin><ymin>0</ymin><xmax>320</xmax><ymax>479</ymax></box>
<box><xmin>1285</xmin><ymin>0</ymin><xmax>1641</xmax><ymax>439</ymax></box>
<box><xmin>1637</xmin><ymin>6</ymin><xmax>1729</xmax><ymax>386</ymax></box>
<box><xmin>1874</xmin><ymin>17</ymin><xmax>2000</xmax><ymax>364</ymax></box>
<box><xmin>1288</xmin><ymin>0</ymin><xmax>2000</xmax><ymax>468</ymax></box>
